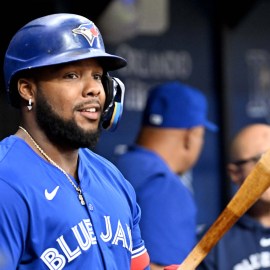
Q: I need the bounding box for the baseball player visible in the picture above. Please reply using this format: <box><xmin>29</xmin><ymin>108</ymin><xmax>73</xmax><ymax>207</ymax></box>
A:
<box><xmin>0</xmin><ymin>13</ymin><xmax>150</xmax><ymax>269</ymax></box>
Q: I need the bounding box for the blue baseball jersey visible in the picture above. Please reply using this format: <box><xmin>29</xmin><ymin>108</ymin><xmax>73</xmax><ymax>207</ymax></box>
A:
<box><xmin>0</xmin><ymin>136</ymin><xmax>148</xmax><ymax>269</ymax></box>
<box><xmin>115</xmin><ymin>145</ymin><xmax>197</xmax><ymax>265</ymax></box>
<box><xmin>197</xmin><ymin>215</ymin><xmax>270</xmax><ymax>270</ymax></box>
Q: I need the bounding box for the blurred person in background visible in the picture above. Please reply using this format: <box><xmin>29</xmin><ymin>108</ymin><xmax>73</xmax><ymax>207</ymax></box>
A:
<box><xmin>115</xmin><ymin>81</ymin><xmax>218</xmax><ymax>270</ymax></box>
<box><xmin>197</xmin><ymin>123</ymin><xmax>270</xmax><ymax>270</ymax></box>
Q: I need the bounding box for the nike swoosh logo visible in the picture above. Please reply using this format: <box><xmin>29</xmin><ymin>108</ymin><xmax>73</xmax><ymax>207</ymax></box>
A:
<box><xmin>45</xmin><ymin>186</ymin><xmax>60</xmax><ymax>201</ymax></box>
<box><xmin>260</xmin><ymin>237</ymin><xmax>270</xmax><ymax>247</ymax></box>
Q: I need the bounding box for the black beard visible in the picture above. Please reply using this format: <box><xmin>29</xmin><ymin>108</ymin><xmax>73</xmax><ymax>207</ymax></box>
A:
<box><xmin>35</xmin><ymin>89</ymin><xmax>102</xmax><ymax>150</ymax></box>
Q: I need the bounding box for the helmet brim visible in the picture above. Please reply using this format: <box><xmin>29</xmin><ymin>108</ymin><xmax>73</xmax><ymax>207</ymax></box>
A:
<box><xmin>28</xmin><ymin>49</ymin><xmax>127</xmax><ymax>71</ymax></box>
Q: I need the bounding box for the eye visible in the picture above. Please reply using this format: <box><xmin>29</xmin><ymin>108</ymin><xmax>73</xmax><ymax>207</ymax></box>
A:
<box><xmin>64</xmin><ymin>72</ymin><xmax>78</xmax><ymax>79</ymax></box>
<box><xmin>93</xmin><ymin>73</ymin><xmax>102</xmax><ymax>81</ymax></box>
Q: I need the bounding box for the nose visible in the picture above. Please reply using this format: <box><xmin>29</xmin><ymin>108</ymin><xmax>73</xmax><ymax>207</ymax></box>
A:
<box><xmin>82</xmin><ymin>77</ymin><xmax>102</xmax><ymax>98</ymax></box>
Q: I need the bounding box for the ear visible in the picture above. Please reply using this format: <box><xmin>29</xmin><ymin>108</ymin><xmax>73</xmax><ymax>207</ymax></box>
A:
<box><xmin>183</xmin><ymin>129</ymin><xmax>192</xmax><ymax>149</ymax></box>
<box><xmin>184</xmin><ymin>127</ymin><xmax>203</xmax><ymax>149</ymax></box>
<box><xmin>17</xmin><ymin>78</ymin><xmax>35</xmax><ymax>101</ymax></box>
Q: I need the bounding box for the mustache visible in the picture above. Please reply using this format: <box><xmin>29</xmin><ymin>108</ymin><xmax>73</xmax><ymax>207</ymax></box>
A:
<box><xmin>74</xmin><ymin>99</ymin><xmax>102</xmax><ymax>111</ymax></box>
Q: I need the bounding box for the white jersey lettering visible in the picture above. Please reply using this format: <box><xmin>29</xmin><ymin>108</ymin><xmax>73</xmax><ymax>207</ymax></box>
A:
<box><xmin>40</xmin><ymin>217</ymin><xmax>133</xmax><ymax>268</ymax></box>
<box><xmin>100</xmin><ymin>216</ymin><xmax>112</xmax><ymax>242</ymax></box>
<box><xmin>83</xmin><ymin>218</ymin><xmax>97</xmax><ymax>244</ymax></box>
<box><xmin>72</xmin><ymin>220</ymin><xmax>92</xmax><ymax>251</ymax></box>
<box><xmin>40</xmin><ymin>248</ymin><xmax>66</xmax><ymax>270</ymax></box>
<box><xmin>57</xmin><ymin>236</ymin><xmax>81</xmax><ymax>262</ymax></box>
<box><xmin>112</xmin><ymin>220</ymin><xmax>128</xmax><ymax>248</ymax></box>
<box><xmin>261</xmin><ymin>251</ymin><xmax>270</xmax><ymax>267</ymax></box>
<box><xmin>126</xmin><ymin>224</ymin><xmax>133</xmax><ymax>252</ymax></box>
<box><xmin>234</xmin><ymin>252</ymin><xmax>270</xmax><ymax>269</ymax></box>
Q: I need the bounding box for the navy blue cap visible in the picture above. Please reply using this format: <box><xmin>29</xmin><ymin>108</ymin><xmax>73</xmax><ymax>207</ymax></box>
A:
<box><xmin>142</xmin><ymin>81</ymin><xmax>218</xmax><ymax>132</ymax></box>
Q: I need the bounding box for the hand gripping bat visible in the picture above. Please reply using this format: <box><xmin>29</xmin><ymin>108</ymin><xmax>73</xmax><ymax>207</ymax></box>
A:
<box><xmin>177</xmin><ymin>149</ymin><xmax>270</xmax><ymax>270</ymax></box>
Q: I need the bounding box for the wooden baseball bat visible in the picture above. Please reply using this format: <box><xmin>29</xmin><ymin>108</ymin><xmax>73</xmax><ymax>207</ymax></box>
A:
<box><xmin>177</xmin><ymin>149</ymin><xmax>270</xmax><ymax>270</ymax></box>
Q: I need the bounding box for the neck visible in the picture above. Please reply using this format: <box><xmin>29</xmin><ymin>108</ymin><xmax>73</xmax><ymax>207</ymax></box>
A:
<box><xmin>137</xmin><ymin>127</ymin><xmax>188</xmax><ymax>173</ymax></box>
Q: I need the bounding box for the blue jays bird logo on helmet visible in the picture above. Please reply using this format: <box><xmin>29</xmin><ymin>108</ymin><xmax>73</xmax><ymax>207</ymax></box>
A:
<box><xmin>72</xmin><ymin>23</ymin><xmax>99</xmax><ymax>47</ymax></box>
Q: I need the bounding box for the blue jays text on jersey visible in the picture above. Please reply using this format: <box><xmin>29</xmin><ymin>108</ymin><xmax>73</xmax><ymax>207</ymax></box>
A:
<box><xmin>0</xmin><ymin>136</ymin><xmax>147</xmax><ymax>269</ymax></box>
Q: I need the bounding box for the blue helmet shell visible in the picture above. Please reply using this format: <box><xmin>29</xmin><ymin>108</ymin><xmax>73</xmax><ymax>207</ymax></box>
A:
<box><xmin>4</xmin><ymin>13</ymin><xmax>127</xmax><ymax>106</ymax></box>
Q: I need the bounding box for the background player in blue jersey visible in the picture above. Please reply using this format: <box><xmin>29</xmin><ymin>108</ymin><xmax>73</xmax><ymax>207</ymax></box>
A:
<box><xmin>0</xmin><ymin>13</ymin><xmax>150</xmax><ymax>270</ymax></box>
<box><xmin>115</xmin><ymin>81</ymin><xmax>218</xmax><ymax>270</ymax></box>
<box><xmin>196</xmin><ymin>123</ymin><xmax>270</xmax><ymax>270</ymax></box>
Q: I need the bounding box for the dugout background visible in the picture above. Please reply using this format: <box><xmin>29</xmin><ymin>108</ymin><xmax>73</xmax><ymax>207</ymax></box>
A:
<box><xmin>0</xmin><ymin>0</ymin><xmax>268</xmax><ymax>228</ymax></box>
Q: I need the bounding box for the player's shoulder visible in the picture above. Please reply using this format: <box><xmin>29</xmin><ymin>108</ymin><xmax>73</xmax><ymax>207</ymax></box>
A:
<box><xmin>79</xmin><ymin>148</ymin><xmax>116</xmax><ymax>167</ymax></box>
<box><xmin>0</xmin><ymin>135</ymin><xmax>21</xmax><ymax>162</ymax></box>
<box><xmin>80</xmin><ymin>148</ymin><xmax>137</xmax><ymax>191</ymax></box>
<box><xmin>116</xmin><ymin>144</ymin><xmax>169</xmax><ymax>174</ymax></box>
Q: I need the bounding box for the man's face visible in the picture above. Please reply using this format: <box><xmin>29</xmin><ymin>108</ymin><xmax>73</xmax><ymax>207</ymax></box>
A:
<box><xmin>34</xmin><ymin>58</ymin><xmax>106</xmax><ymax>149</ymax></box>
<box><xmin>228</xmin><ymin>152</ymin><xmax>270</xmax><ymax>203</ymax></box>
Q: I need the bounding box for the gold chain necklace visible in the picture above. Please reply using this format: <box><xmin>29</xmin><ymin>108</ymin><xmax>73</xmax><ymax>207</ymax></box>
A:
<box><xmin>19</xmin><ymin>126</ymin><xmax>86</xmax><ymax>206</ymax></box>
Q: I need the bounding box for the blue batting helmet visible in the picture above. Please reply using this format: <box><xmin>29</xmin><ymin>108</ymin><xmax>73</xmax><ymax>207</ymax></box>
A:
<box><xmin>4</xmin><ymin>13</ymin><xmax>127</xmax><ymax>107</ymax></box>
